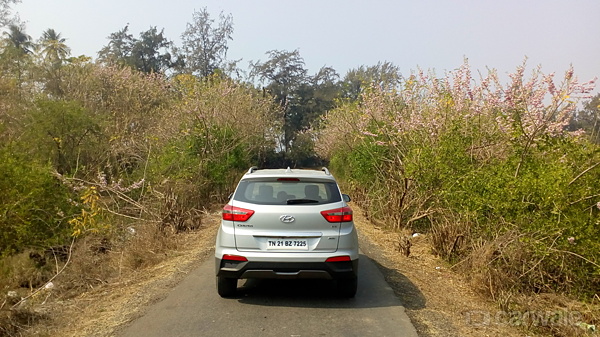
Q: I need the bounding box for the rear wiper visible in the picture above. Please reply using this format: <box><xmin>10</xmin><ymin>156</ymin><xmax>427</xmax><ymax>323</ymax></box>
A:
<box><xmin>287</xmin><ymin>199</ymin><xmax>319</xmax><ymax>205</ymax></box>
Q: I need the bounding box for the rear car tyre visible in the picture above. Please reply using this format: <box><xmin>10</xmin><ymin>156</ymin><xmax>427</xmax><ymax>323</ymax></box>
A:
<box><xmin>337</xmin><ymin>277</ymin><xmax>358</xmax><ymax>298</ymax></box>
<box><xmin>217</xmin><ymin>276</ymin><xmax>237</xmax><ymax>298</ymax></box>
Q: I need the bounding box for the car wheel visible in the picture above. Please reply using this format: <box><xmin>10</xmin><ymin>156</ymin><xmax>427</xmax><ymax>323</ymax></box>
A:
<box><xmin>217</xmin><ymin>276</ymin><xmax>237</xmax><ymax>297</ymax></box>
<box><xmin>337</xmin><ymin>277</ymin><xmax>358</xmax><ymax>298</ymax></box>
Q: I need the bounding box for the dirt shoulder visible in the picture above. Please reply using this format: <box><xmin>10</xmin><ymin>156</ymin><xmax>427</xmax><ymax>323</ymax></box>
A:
<box><xmin>353</xmin><ymin>208</ymin><xmax>536</xmax><ymax>337</ymax></box>
<box><xmin>42</xmin><ymin>213</ymin><xmax>220</xmax><ymax>337</ymax></box>
<box><xmin>44</xmin><ymin>207</ymin><xmax>537</xmax><ymax>337</ymax></box>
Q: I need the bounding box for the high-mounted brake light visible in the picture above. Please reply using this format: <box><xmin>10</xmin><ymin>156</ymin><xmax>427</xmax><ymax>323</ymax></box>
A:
<box><xmin>222</xmin><ymin>254</ymin><xmax>248</xmax><ymax>262</ymax></box>
<box><xmin>222</xmin><ymin>205</ymin><xmax>255</xmax><ymax>222</ymax></box>
<box><xmin>277</xmin><ymin>178</ymin><xmax>300</xmax><ymax>181</ymax></box>
<box><xmin>320</xmin><ymin>207</ymin><xmax>353</xmax><ymax>223</ymax></box>
<box><xmin>326</xmin><ymin>256</ymin><xmax>351</xmax><ymax>262</ymax></box>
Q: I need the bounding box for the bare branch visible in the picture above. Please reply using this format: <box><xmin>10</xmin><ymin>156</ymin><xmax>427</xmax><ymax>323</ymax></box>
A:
<box><xmin>568</xmin><ymin>161</ymin><xmax>600</xmax><ymax>186</ymax></box>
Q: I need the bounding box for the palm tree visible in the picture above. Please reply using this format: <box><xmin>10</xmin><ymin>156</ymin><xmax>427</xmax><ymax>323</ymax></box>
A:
<box><xmin>37</xmin><ymin>29</ymin><xmax>71</xmax><ymax>97</ymax></box>
<box><xmin>3</xmin><ymin>24</ymin><xmax>33</xmax><ymax>55</ymax></box>
<box><xmin>1</xmin><ymin>24</ymin><xmax>33</xmax><ymax>92</ymax></box>
<box><xmin>40</xmin><ymin>28</ymin><xmax>70</xmax><ymax>66</ymax></box>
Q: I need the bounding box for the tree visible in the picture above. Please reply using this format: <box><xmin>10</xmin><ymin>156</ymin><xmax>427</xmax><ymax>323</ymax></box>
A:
<box><xmin>98</xmin><ymin>25</ymin><xmax>173</xmax><ymax>73</ymax></box>
<box><xmin>250</xmin><ymin>49</ymin><xmax>308</xmax><ymax>154</ymax></box>
<box><xmin>180</xmin><ymin>8</ymin><xmax>233</xmax><ymax>77</ymax></box>
<box><xmin>570</xmin><ymin>93</ymin><xmax>600</xmax><ymax>143</ymax></box>
<box><xmin>27</xmin><ymin>99</ymin><xmax>101</xmax><ymax>174</ymax></box>
<box><xmin>286</xmin><ymin>67</ymin><xmax>340</xmax><ymax>141</ymax></box>
<box><xmin>3</xmin><ymin>23</ymin><xmax>33</xmax><ymax>55</ymax></box>
<box><xmin>341</xmin><ymin>61</ymin><xmax>402</xmax><ymax>100</ymax></box>
<box><xmin>39</xmin><ymin>28</ymin><xmax>70</xmax><ymax>66</ymax></box>
<box><xmin>130</xmin><ymin>27</ymin><xmax>172</xmax><ymax>73</ymax></box>
<box><xmin>251</xmin><ymin>50</ymin><xmax>342</xmax><ymax>166</ymax></box>
<box><xmin>97</xmin><ymin>25</ymin><xmax>134</xmax><ymax>67</ymax></box>
<box><xmin>1</xmin><ymin>23</ymin><xmax>33</xmax><ymax>90</ymax></box>
<box><xmin>0</xmin><ymin>0</ymin><xmax>19</xmax><ymax>28</ymax></box>
<box><xmin>38</xmin><ymin>29</ymin><xmax>71</xmax><ymax>96</ymax></box>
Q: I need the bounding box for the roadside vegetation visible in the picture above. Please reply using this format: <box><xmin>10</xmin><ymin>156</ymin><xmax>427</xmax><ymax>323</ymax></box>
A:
<box><xmin>0</xmin><ymin>1</ymin><xmax>598</xmax><ymax>336</ymax></box>
<box><xmin>319</xmin><ymin>63</ymin><xmax>600</xmax><ymax>335</ymax></box>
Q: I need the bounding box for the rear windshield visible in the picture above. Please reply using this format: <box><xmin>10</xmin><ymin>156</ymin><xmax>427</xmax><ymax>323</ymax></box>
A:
<box><xmin>233</xmin><ymin>180</ymin><xmax>342</xmax><ymax>205</ymax></box>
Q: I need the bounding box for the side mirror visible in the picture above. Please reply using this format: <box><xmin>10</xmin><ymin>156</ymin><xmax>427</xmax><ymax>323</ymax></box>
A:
<box><xmin>342</xmin><ymin>194</ymin><xmax>351</xmax><ymax>202</ymax></box>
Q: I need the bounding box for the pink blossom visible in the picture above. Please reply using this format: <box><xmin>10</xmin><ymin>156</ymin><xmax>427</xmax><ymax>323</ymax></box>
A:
<box><xmin>316</xmin><ymin>60</ymin><xmax>595</xmax><ymax>164</ymax></box>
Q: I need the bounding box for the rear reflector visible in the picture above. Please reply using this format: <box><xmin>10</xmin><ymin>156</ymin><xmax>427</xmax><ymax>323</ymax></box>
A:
<box><xmin>222</xmin><ymin>205</ymin><xmax>255</xmax><ymax>222</ymax></box>
<box><xmin>326</xmin><ymin>256</ymin><xmax>351</xmax><ymax>262</ymax></box>
<box><xmin>222</xmin><ymin>254</ymin><xmax>248</xmax><ymax>262</ymax></box>
<box><xmin>320</xmin><ymin>206</ymin><xmax>353</xmax><ymax>222</ymax></box>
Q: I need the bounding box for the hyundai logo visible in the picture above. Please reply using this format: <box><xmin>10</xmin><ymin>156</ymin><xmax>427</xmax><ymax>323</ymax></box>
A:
<box><xmin>279</xmin><ymin>215</ymin><xmax>295</xmax><ymax>223</ymax></box>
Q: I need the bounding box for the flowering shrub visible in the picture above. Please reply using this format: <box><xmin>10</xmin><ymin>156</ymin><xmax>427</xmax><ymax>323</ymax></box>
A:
<box><xmin>319</xmin><ymin>61</ymin><xmax>599</xmax><ymax>299</ymax></box>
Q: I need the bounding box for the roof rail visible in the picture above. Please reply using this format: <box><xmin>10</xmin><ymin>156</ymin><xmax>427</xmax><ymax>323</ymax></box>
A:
<box><xmin>321</xmin><ymin>167</ymin><xmax>330</xmax><ymax>175</ymax></box>
<box><xmin>247</xmin><ymin>166</ymin><xmax>259</xmax><ymax>174</ymax></box>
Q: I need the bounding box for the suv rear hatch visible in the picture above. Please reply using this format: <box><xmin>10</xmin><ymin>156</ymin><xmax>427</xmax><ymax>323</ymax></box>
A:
<box><xmin>228</xmin><ymin>178</ymin><xmax>347</xmax><ymax>253</ymax></box>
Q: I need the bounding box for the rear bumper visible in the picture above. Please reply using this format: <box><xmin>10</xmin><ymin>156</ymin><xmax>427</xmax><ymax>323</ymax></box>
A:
<box><xmin>216</xmin><ymin>258</ymin><xmax>359</xmax><ymax>280</ymax></box>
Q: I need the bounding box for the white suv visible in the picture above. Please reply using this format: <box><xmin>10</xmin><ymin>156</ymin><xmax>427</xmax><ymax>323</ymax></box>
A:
<box><xmin>215</xmin><ymin>167</ymin><xmax>359</xmax><ymax>298</ymax></box>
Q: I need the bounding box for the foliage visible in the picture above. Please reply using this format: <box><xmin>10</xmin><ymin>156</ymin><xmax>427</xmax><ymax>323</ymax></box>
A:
<box><xmin>570</xmin><ymin>93</ymin><xmax>600</xmax><ymax>144</ymax></box>
<box><xmin>0</xmin><ymin>24</ymin><xmax>277</xmax><ymax>259</ymax></box>
<box><xmin>2</xmin><ymin>23</ymin><xmax>32</xmax><ymax>54</ymax></box>
<box><xmin>59</xmin><ymin>63</ymin><xmax>172</xmax><ymax>178</ymax></box>
<box><xmin>341</xmin><ymin>61</ymin><xmax>402</xmax><ymax>100</ymax></box>
<box><xmin>319</xmin><ymin>61</ymin><xmax>600</xmax><ymax>299</ymax></box>
<box><xmin>179</xmin><ymin>7</ymin><xmax>234</xmax><ymax>77</ymax></box>
<box><xmin>0</xmin><ymin>23</ymin><xmax>34</xmax><ymax>92</ymax></box>
<box><xmin>68</xmin><ymin>186</ymin><xmax>106</xmax><ymax>237</ymax></box>
<box><xmin>24</xmin><ymin>99</ymin><xmax>102</xmax><ymax>174</ymax></box>
<box><xmin>130</xmin><ymin>27</ymin><xmax>173</xmax><ymax>74</ymax></box>
<box><xmin>0</xmin><ymin>149</ymin><xmax>76</xmax><ymax>255</ymax></box>
<box><xmin>151</xmin><ymin>74</ymin><xmax>279</xmax><ymax>202</ymax></box>
<box><xmin>35</xmin><ymin>28</ymin><xmax>71</xmax><ymax>96</ymax></box>
<box><xmin>250</xmin><ymin>50</ymin><xmax>343</xmax><ymax>165</ymax></box>
<box><xmin>97</xmin><ymin>25</ymin><xmax>174</xmax><ymax>74</ymax></box>
<box><xmin>38</xmin><ymin>28</ymin><xmax>70</xmax><ymax>67</ymax></box>
<box><xmin>0</xmin><ymin>0</ymin><xmax>18</xmax><ymax>27</ymax></box>
<box><xmin>2</xmin><ymin>10</ymin><xmax>598</xmax><ymax>335</ymax></box>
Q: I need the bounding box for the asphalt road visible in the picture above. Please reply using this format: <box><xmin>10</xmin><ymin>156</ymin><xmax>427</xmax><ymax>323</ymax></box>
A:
<box><xmin>118</xmin><ymin>254</ymin><xmax>419</xmax><ymax>337</ymax></box>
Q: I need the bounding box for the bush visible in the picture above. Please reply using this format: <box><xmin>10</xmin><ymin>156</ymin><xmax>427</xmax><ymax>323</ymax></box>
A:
<box><xmin>319</xmin><ymin>61</ymin><xmax>600</xmax><ymax>301</ymax></box>
<box><xmin>0</xmin><ymin>149</ymin><xmax>77</xmax><ymax>256</ymax></box>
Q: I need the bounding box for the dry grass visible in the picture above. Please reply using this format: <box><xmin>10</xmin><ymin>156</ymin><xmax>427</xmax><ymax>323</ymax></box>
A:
<box><xmin>0</xmin><ymin>210</ymin><xmax>218</xmax><ymax>337</ymax></box>
<box><xmin>353</xmin><ymin>205</ymin><xmax>598</xmax><ymax>337</ymax></box>
<box><xmin>353</xmin><ymin>207</ymin><xmax>527</xmax><ymax>337</ymax></box>
<box><xmin>47</xmin><ymin>212</ymin><xmax>218</xmax><ymax>337</ymax></box>
<box><xmin>455</xmin><ymin>230</ymin><xmax>600</xmax><ymax>337</ymax></box>
<box><xmin>2</xmin><ymin>204</ymin><xmax>597</xmax><ymax>337</ymax></box>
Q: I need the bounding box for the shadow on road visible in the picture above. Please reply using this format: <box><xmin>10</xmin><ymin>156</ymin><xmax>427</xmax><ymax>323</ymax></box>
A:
<box><xmin>234</xmin><ymin>254</ymin><xmax>426</xmax><ymax>310</ymax></box>
<box><xmin>369</xmin><ymin>258</ymin><xmax>426</xmax><ymax>310</ymax></box>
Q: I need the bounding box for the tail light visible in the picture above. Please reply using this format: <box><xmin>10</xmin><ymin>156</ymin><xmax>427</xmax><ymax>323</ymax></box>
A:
<box><xmin>222</xmin><ymin>254</ymin><xmax>248</xmax><ymax>262</ymax></box>
<box><xmin>326</xmin><ymin>256</ymin><xmax>351</xmax><ymax>262</ymax></box>
<box><xmin>320</xmin><ymin>206</ymin><xmax>353</xmax><ymax>222</ymax></box>
<box><xmin>222</xmin><ymin>205</ymin><xmax>255</xmax><ymax>222</ymax></box>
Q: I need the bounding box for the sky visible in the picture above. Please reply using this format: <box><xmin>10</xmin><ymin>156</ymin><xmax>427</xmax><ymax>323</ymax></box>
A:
<box><xmin>12</xmin><ymin>0</ymin><xmax>600</xmax><ymax>89</ymax></box>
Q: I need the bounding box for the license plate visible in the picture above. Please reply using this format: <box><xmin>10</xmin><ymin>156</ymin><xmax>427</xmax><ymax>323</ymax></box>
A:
<box><xmin>267</xmin><ymin>238</ymin><xmax>308</xmax><ymax>250</ymax></box>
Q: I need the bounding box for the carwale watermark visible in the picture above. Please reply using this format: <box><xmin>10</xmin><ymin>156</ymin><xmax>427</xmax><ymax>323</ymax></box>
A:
<box><xmin>463</xmin><ymin>309</ymin><xmax>584</xmax><ymax>328</ymax></box>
